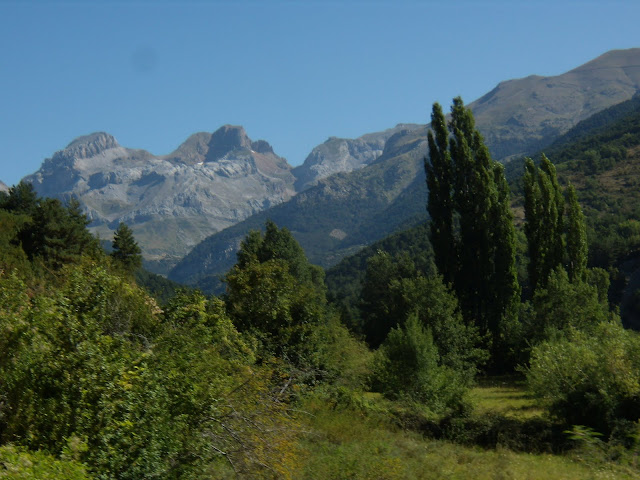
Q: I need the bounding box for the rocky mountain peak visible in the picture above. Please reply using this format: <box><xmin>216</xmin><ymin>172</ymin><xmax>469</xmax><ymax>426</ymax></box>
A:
<box><xmin>206</xmin><ymin>125</ymin><xmax>252</xmax><ymax>162</ymax></box>
<box><xmin>0</xmin><ymin>180</ymin><xmax>8</xmax><ymax>193</ymax></box>
<box><xmin>62</xmin><ymin>132</ymin><xmax>120</xmax><ymax>159</ymax></box>
<box><xmin>251</xmin><ymin>139</ymin><xmax>274</xmax><ymax>154</ymax></box>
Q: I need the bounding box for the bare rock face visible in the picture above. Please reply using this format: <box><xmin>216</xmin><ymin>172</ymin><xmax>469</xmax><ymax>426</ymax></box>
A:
<box><xmin>24</xmin><ymin>126</ymin><xmax>295</xmax><ymax>273</ymax></box>
<box><xmin>292</xmin><ymin>124</ymin><xmax>421</xmax><ymax>191</ymax></box>
<box><xmin>0</xmin><ymin>180</ymin><xmax>8</xmax><ymax>193</ymax></box>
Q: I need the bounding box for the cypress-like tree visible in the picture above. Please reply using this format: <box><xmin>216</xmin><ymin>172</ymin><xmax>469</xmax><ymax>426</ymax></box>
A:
<box><xmin>523</xmin><ymin>155</ymin><xmax>564</xmax><ymax>294</ymax></box>
<box><xmin>425</xmin><ymin>97</ymin><xmax>520</xmax><ymax>356</ymax></box>
<box><xmin>489</xmin><ymin>163</ymin><xmax>521</xmax><ymax>340</ymax></box>
<box><xmin>566</xmin><ymin>183</ymin><xmax>588</xmax><ymax>282</ymax></box>
<box><xmin>111</xmin><ymin>222</ymin><xmax>142</xmax><ymax>273</ymax></box>
<box><xmin>425</xmin><ymin>103</ymin><xmax>455</xmax><ymax>285</ymax></box>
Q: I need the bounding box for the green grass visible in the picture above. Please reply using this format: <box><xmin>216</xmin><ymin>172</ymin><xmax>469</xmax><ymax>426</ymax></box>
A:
<box><xmin>294</xmin><ymin>383</ymin><xmax>639</xmax><ymax>480</ymax></box>
<box><xmin>470</xmin><ymin>376</ymin><xmax>543</xmax><ymax>420</ymax></box>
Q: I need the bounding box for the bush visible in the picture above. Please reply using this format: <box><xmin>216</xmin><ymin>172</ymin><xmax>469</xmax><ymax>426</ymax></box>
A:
<box><xmin>526</xmin><ymin>321</ymin><xmax>640</xmax><ymax>437</ymax></box>
<box><xmin>372</xmin><ymin>315</ymin><xmax>469</xmax><ymax>415</ymax></box>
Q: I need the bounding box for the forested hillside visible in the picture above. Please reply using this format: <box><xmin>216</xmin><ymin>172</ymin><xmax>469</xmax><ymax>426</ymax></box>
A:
<box><xmin>327</xmin><ymin>93</ymin><xmax>640</xmax><ymax>331</ymax></box>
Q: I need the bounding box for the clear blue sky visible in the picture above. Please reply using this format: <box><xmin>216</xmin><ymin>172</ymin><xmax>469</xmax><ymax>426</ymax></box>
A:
<box><xmin>1</xmin><ymin>0</ymin><xmax>639</xmax><ymax>187</ymax></box>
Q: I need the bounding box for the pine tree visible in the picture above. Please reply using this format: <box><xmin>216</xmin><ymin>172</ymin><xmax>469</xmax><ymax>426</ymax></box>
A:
<box><xmin>111</xmin><ymin>222</ymin><xmax>142</xmax><ymax>273</ymax></box>
<box><xmin>566</xmin><ymin>183</ymin><xmax>588</xmax><ymax>282</ymax></box>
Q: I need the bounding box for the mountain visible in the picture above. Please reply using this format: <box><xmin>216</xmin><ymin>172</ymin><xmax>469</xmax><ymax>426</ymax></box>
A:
<box><xmin>171</xmin><ymin>48</ymin><xmax>640</xmax><ymax>290</ymax></box>
<box><xmin>471</xmin><ymin>48</ymin><xmax>640</xmax><ymax>160</ymax></box>
<box><xmin>0</xmin><ymin>181</ymin><xmax>8</xmax><ymax>193</ymax></box>
<box><xmin>168</xmin><ymin>126</ymin><xmax>429</xmax><ymax>289</ymax></box>
<box><xmin>324</xmin><ymin>95</ymin><xmax>640</xmax><ymax>330</ymax></box>
<box><xmin>24</xmin><ymin>126</ymin><xmax>295</xmax><ymax>273</ymax></box>
<box><xmin>292</xmin><ymin>124</ymin><xmax>421</xmax><ymax>191</ymax></box>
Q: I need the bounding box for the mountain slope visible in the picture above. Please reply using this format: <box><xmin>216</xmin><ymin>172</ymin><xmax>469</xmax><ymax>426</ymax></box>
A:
<box><xmin>292</xmin><ymin>124</ymin><xmax>421</xmax><ymax>190</ymax></box>
<box><xmin>471</xmin><ymin>48</ymin><xmax>640</xmax><ymax>160</ymax></box>
<box><xmin>169</xmin><ymin>127</ymin><xmax>429</xmax><ymax>289</ymax></box>
<box><xmin>24</xmin><ymin>127</ymin><xmax>295</xmax><ymax>273</ymax></box>
<box><xmin>171</xmin><ymin>48</ymin><xmax>640</xmax><ymax>290</ymax></box>
<box><xmin>326</xmin><ymin>99</ymin><xmax>640</xmax><ymax>330</ymax></box>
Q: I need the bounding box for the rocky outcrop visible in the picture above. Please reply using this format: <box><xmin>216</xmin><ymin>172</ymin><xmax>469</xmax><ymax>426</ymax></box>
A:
<box><xmin>292</xmin><ymin>124</ymin><xmax>421</xmax><ymax>191</ymax></box>
<box><xmin>0</xmin><ymin>181</ymin><xmax>9</xmax><ymax>193</ymax></box>
<box><xmin>24</xmin><ymin>126</ymin><xmax>295</xmax><ymax>273</ymax></box>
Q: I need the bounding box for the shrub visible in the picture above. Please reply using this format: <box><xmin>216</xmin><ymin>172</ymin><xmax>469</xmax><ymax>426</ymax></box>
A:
<box><xmin>527</xmin><ymin>321</ymin><xmax>640</xmax><ymax>437</ymax></box>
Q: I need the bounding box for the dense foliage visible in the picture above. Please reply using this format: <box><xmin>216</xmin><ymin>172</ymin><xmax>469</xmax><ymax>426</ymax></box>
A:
<box><xmin>426</xmin><ymin>98</ymin><xmax>520</xmax><ymax>367</ymax></box>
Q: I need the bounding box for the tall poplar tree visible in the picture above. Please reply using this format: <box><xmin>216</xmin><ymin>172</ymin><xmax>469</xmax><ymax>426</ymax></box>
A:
<box><xmin>425</xmin><ymin>103</ymin><xmax>456</xmax><ymax>285</ymax></box>
<box><xmin>566</xmin><ymin>183</ymin><xmax>588</xmax><ymax>282</ymax></box>
<box><xmin>523</xmin><ymin>155</ymin><xmax>564</xmax><ymax>294</ymax></box>
<box><xmin>425</xmin><ymin>97</ymin><xmax>520</xmax><ymax>355</ymax></box>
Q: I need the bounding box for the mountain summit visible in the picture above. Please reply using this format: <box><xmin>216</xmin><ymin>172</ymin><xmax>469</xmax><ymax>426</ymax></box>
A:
<box><xmin>470</xmin><ymin>48</ymin><xmax>640</xmax><ymax>159</ymax></box>
<box><xmin>63</xmin><ymin>132</ymin><xmax>121</xmax><ymax>159</ymax></box>
<box><xmin>23</xmin><ymin>48</ymin><xmax>640</xmax><ymax>279</ymax></box>
<box><xmin>25</xmin><ymin>126</ymin><xmax>295</xmax><ymax>272</ymax></box>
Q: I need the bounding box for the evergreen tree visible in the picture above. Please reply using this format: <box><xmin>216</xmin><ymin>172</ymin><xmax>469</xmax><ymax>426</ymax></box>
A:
<box><xmin>0</xmin><ymin>181</ymin><xmax>39</xmax><ymax>214</ymax></box>
<box><xmin>566</xmin><ymin>183</ymin><xmax>588</xmax><ymax>282</ymax></box>
<box><xmin>110</xmin><ymin>222</ymin><xmax>142</xmax><ymax>273</ymax></box>
<box><xmin>1</xmin><ymin>186</ymin><xmax>98</xmax><ymax>269</ymax></box>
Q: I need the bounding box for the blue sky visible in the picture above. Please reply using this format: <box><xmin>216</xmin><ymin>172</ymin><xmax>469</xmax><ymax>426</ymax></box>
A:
<box><xmin>1</xmin><ymin>0</ymin><xmax>639</xmax><ymax>186</ymax></box>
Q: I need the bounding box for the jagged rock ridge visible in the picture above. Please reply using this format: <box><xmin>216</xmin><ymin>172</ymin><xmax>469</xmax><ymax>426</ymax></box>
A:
<box><xmin>292</xmin><ymin>124</ymin><xmax>421</xmax><ymax>191</ymax></box>
<box><xmin>24</xmin><ymin>126</ymin><xmax>295</xmax><ymax>273</ymax></box>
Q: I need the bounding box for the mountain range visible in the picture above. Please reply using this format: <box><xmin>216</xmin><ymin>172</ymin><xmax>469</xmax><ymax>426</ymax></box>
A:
<box><xmin>169</xmin><ymin>48</ymin><xmax>640</xmax><ymax>289</ymax></box>
<box><xmin>24</xmin><ymin>123</ymin><xmax>416</xmax><ymax>273</ymax></box>
<box><xmin>21</xmin><ymin>48</ymin><xmax>640</xmax><ymax>282</ymax></box>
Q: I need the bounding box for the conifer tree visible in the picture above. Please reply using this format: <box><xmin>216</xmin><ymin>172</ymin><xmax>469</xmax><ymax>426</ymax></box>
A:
<box><xmin>566</xmin><ymin>183</ymin><xmax>588</xmax><ymax>282</ymax></box>
<box><xmin>111</xmin><ymin>222</ymin><xmax>142</xmax><ymax>273</ymax></box>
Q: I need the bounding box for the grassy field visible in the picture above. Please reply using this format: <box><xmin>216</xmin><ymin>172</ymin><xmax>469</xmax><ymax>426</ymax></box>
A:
<box><xmin>295</xmin><ymin>379</ymin><xmax>639</xmax><ymax>480</ymax></box>
<box><xmin>470</xmin><ymin>376</ymin><xmax>543</xmax><ymax>420</ymax></box>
